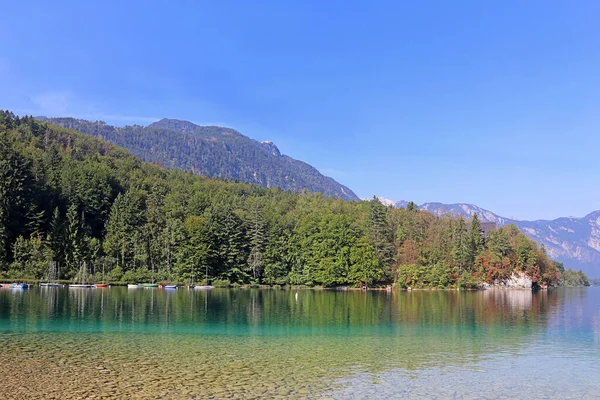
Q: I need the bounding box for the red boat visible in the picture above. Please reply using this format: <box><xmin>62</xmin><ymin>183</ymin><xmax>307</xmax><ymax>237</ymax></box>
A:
<box><xmin>93</xmin><ymin>284</ymin><xmax>108</xmax><ymax>288</ymax></box>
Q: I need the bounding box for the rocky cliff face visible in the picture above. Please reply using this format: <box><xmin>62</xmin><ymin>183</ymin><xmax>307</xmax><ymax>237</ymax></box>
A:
<box><xmin>481</xmin><ymin>272</ymin><xmax>533</xmax><ymax>289</ymax></box>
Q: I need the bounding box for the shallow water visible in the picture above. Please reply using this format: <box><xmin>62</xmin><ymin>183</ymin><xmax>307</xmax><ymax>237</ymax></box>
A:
<box><xmin>1</xmin><ymin>287</ymin><xmax>599</xmax><ymax>399</ymax></box>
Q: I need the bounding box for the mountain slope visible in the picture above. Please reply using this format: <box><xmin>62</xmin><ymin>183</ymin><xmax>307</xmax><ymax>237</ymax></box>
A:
<box><xmin>417</xmin><ymin>202</ymin><xmax>515</xmax><ymax>226</ymax></box>
<box><xmin>38</xmin><ymin>117</ymin><xmax>359</xmax><ymax>201</ymax></box>
<box><xmin>393</xmin><ymin>201</ymin><xmax>600</xmax><ymax>277</ymax></box>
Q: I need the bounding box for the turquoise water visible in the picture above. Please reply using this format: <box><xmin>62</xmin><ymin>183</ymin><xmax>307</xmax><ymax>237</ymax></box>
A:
<box><xmin>1</xmin><ymin>287</ymin><xmax>599</xmax><ymax>398</ymax></box>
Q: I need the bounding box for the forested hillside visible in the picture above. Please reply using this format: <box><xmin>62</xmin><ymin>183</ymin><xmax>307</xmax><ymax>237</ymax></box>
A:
<box><xmin>393</xmin><ymin>201</ymin><xmax>600</xmax><ymax>277</ymax></box>
<box><xmin>1</xmin><ymin>111</ymin><xmax>564</xmax><ymax>288</ymax></box>
<box><xmin>39</xmin><ymin>117</ymin><xmax>359</xmax><ymax>201</ymax></box>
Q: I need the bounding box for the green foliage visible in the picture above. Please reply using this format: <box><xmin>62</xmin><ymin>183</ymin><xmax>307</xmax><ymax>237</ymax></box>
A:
<box><xmin>452</xmin><ymin>218</ymin><xmax>473</xmax><ymax>275</ymax></box>
<box><xmin>0</xmin><ymin>111</ymin><xmax>562</xmax><ymax>289</ymax></box>
<box><xmin>396</xmin><ymin>263</ymin><xmax>450</xmax><ymax>289</ymax></box>
<box><xmin>106</xmin><ymin>265</ymin><xmax>123</xmax><ymax>282</ymax></box>
<box><xmin>10</xmin><ymin>235</ymin><xmax>49</xmax><ymax>278</ymax></box>
<box><xmin>211</xmin><ymin>279</ymin><xmax>231</xmax><ymax>288</ymax></box>
<box><xmin>406</xmin><ymin>201</ymin><xmax>418</xmax><ymax>212</ymax></box>
<box><xmin>557</xmin><ymin>264</ymin><xmax>591</xmax><ymax>287</ymax></box>
<box><xmin>349</xmin><ymin>237</ymin><xmax>382</xmax><ymax>286</ymax></box>
<box><xmin>121</xmin><ymin>268</ymin><xmax>152</xmax><ymax>284</ymax></box>
<box><xmin>469</xmin><ymin>214</ymin><xmax>484</xmax><ymax>254</ymax></box>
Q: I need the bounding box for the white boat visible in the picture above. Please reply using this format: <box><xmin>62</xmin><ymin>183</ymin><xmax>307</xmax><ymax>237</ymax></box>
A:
<box><xmin>70</xmin><ymin>262</ymin><xmax>93</xmax><ymax>288</ymax></box>
<box><xmin>127</xmin><ymin>284</ymin><xmax>141</xmax><ymax>289</ymax></box>
<box><xmin>40</xmin><ymin>283</ymin><xmax>63</xmax><ymax>287</ymax></box>
<box><xmin>193</xmin><ymin>285</ymin><xmax>213</xmax><ymax>290</ymax></box>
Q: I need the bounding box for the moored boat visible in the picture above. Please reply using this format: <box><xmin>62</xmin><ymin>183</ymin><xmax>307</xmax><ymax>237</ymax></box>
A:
<box><xmin>127</xmin><ymin>284</ymin><xmax>141</xmax><ymax>289</ymax></box>
<box><xmin>164</xmin><ymin>285</ymin><xmax>177</xmax><ymax>290</ymax></box>
<box><xmin>40</xmin><ymin>283</ymin><xmax>63</xmax><ymax>287</ymax></box>
<box><xmin>69</xmin><ymin>284</ymin><xmax>94</xmax><ymax>288</ymax></box>
<box><xmin>193</xmin><ymin>285</ymin><xmax>213</xmax><ymax>290</ymax></box>
<box><xmin>11</xmin><ymin>283</ymin><xmax>31</xmax><ymax>289</ymax></box>
<box><xmin>142</xmin><ymin>283</ymin><xmax>158</xmax><ymax>288</ymax></box>
<box><xmin>93</xmin><ymin>284</ymin><xmax>108</xmax><ymax>288</ymax></box>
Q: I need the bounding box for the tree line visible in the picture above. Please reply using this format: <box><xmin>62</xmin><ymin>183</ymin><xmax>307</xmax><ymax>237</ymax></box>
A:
<box><xmin>0</xmin><ymin>111</ymin><xmax>577</xmax><ymax>288</ymax></box>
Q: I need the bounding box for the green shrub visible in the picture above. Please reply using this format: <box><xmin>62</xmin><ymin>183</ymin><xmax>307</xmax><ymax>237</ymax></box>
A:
<box><xmin>212</xmin><ymin>279</ymin><xmax>231</xmax><ymax>288</ymax></box>
<box><xmin>106</xmin><ymin>266</ymin><xmax>123</xmax><ymax>282</ymax></box>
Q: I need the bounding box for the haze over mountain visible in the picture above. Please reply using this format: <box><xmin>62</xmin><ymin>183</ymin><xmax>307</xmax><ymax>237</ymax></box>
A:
<box><xmin>38</xmin><ymin>117</ymin><xmax>359</xmax><ymax>202</ymax></box>
<box><xmin>384</xmin><ymin>199</ymin><xmax>600</xmax><ymax>277</ymax></box>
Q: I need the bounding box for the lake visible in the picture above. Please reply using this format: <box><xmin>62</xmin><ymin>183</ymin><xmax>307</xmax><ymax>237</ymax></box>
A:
<box><xmin>1</xmin><ymin>287</ymin><xmax>599</xmax><ymax>399</ymax></box>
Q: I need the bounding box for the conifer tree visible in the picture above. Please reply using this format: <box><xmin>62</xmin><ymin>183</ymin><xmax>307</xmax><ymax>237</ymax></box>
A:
<box><xmin>182</xmin><ymin>215</ymin><xmax>212</xmax><ymax>284</ymax></box>
<box><xmin>406</xmin><ymin>201</ymin><xmax>418</xmax><ymax>212</ymax></box>
<box><xmin>63</xmin><ymin>204</ymin><xmax>83</xmax><ymax>277</ymax></box>
<box><xmin>46</xmin><ymin>207</ymin><xmax>64</xmax><ymax>265</ymax></box>
<box><xmin>452</xmin><ymin>217</ymin><xmax>473</xmax><ymax>276</ymax></box>
<box><xmin>247</xmin><ymin>199</ymin><xmax>266</xmax><ymax>282</ymax></box>
<box><xmin>469</xmin><ymin>213</ymin><xmax>484</xmax><ymax>255</ymax></box>
<box><xmin>368</xmin><ymin>196</ymin><xmax>394</xmax><ymax>275</ymax></box>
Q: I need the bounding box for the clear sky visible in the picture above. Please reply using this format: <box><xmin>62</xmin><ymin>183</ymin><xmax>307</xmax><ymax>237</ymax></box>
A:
<box><xmin>1</xmin><ymin>1</ymin><xmax>599</xmax><ymax>221</ymax></box>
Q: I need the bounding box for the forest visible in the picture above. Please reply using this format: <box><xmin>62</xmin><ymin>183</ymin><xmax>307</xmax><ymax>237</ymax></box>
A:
<box><xmin>0</xmin><ymin>111</ymin><xmax>577</xmax><ymax>288</ymax></box>
<box><xmin>39</xmin><ymin>117</ymin><xmax>359</xmax><ymax>201</ymax></box>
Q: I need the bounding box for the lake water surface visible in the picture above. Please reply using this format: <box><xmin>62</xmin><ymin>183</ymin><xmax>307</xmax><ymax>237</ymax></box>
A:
<box><xmin>1</xmin><ymin>287</ymin><xmax>599</xmax><ymax>399</ymax></box>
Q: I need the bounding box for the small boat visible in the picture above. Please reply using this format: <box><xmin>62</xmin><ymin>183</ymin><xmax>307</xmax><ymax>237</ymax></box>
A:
<box><xmin>40</xmin><ymin>283</ymin><xmax>63</xmax><ymax>287</ymax></box>
<box><xmin>127</xmin><ymin>284</ymin><xmax>141</xmax><ymax>289</ymax></box>
<box><xmin>142</xmin><ymin>283</ymin><xmax>158</xmax><ymax>288</ymax></box>
<box><xmin>93</xmin><ymin>284</ymin><xmax>108</xmax><ymax>288</ymax></box>
<box><xmin>70</xmin><ymin>262</ymin><xmax>93</xmax><ymax>288</ymax></box>
<box><xmin>193</xmin><ymin>285</ymin><xmax>213</xmax><ymax>290</ymax></box>
<box><xmin>164</xmin><ymin>285</ymin><xmax>177</xmax><ymax>290</ymax></box>
<box><xmin>11</xmin><ymin>283</ymin><xmax>30</xmax><ymax>289</ymax></box>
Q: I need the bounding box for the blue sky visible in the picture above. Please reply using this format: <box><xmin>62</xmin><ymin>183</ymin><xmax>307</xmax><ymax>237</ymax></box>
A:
<box><xmin>1</xmin><ymin>1</ymin><xmax>599</xmax><ymax>220</ymax></box>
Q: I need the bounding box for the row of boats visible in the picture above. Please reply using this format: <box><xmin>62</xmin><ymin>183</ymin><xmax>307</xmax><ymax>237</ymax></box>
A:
<box><xmin>3</xmin><ymin>283</ymin><xmax>213</xmax><ymax>290</ymax></box>
<box><xmin>127</xmin><ymin>284</ymin><xmax>213</xmax><ymax>290</ymax></box>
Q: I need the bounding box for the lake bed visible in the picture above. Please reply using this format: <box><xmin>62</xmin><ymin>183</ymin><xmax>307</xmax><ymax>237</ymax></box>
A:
<box><xmin>1</xmin><ymin>287</ymin><xmax>599</xmax><ymax>399</ymax></box>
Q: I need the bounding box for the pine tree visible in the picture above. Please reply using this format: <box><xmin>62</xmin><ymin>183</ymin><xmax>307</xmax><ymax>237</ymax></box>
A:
<box><xmin>0</xmin><ymin>132</ymin><xmax>29</xmax><ymax>264</ymax></box>
<box><xmin>469</xmin><ymin>213</ymin><xmax>484</xmax><ymax>255</ymax></box>
<box><xmin>406</xmin><ymin>201</ymin><xmax>418</xmax><ymax>212</ymax></box>
<box><xmin>368</xmin><ymin>196</ymin><xmax>394</xmax><ymax>276</ymax></box>
<box><xmin>206</xmin><ymin>203</ymin><xmax>249</xmax><ymax>283</ymax></box>
<box><xmin>247</xmin><ymin>199</ymin><xmax>266</xmax><ymax>282</ymax></box>
<box><xmin>452</xmin><ymin>217</ymin><xmax>474</xmax><ymax>278</ymax></box>
<box><xmin>104</xmin><ymin>191</ymin><xmax>144</xmax><ymax>271</ymax></box>
<box><xmin>104</xmin><ymin>193</ymin><xmax>125</xmax><ymax>268</ymax></box>
<box><xmin>223</xmin><ymin>208</ymin><xmax>248</xmax><ymax>282</ymax></box>
<box><xmin>182</xmin><ymin>216</ymin><xmax>212</xmax><ymax>285</ymax></box>
<box><xmin>26</xmin><ymin>203</ymin><xmax>45</xmax><ymax>237</ymax></box>
<box><xmin>64</xmin><ymin>203</ymin><xmax>82</xmax><ymax>278</ymax></box>
<box><xmin>46</xmin><ymin>207</ymin><xmax>64</xmax><ymax>266</ymax></box>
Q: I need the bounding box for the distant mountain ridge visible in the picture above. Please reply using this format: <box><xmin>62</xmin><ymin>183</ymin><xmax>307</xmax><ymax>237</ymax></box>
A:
<box><xmin>38</xmin><ymin>117</ymin><xmax>359</xmax><ymax>201</ymax></box>
<box><xmin>382</xmin><ymin>199</ymin><xmax>600</xmax><ymax>277</ymax></box>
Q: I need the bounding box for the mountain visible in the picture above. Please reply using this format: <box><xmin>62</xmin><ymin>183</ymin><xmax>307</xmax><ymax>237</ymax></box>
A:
<box><xmin>391</xmin><ymin>201</ymin><xmax>600</xmax><ymax>277</ymax></box>
<box><xmin>417</xmin><ymin>202</ymin><xmax>514</xmax><ymax>226</ymax></box>
<box><xmin>37</xmin><ymin>117</ymin><xmax>359</xmax><ymax>201</ymax></box>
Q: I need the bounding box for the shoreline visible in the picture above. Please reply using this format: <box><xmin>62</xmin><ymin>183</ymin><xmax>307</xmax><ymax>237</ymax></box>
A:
<box><xmin>0</xmin><ymin>280</ymin><xmax>585</xmax><ymax>291</ymax></box>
